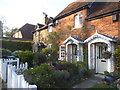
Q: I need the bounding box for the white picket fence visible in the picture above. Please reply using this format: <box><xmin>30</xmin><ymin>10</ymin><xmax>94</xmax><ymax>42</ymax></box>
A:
<box><xmin>0</xmin><ymin>58</ymin><xmax>37</xmax><ymax>89</ymax></box>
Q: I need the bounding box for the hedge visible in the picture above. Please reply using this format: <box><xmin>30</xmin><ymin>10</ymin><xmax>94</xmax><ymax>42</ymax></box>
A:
<box><xmin>1</xmin><ymin>39</ymin><xmax>32</xmax><ymax>51</ymax></box>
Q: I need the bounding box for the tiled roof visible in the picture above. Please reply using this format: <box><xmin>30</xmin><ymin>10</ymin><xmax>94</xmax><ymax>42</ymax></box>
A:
<box><xmin>87</xmin><ymin>2</ymin><xmax>120</xmax><ymax>19</ymax></box>
<box><xmin>55</xmin><ymin>2</ymin><xmax>89</xmax><ymax>19</ymax></box>
<box><xmin>55</xmin><ymin>1</ymin><xmax>120</xmax><ymax>20</ymax></box>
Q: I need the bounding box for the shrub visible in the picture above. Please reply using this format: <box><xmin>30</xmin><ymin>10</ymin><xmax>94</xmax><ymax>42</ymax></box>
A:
<box><xmin>18</xmin><ymin>51</ymin><xmax>34</xmax><ymax>67</ymax></box>
<box><xmin>53</xmin><ymin>70</ymin><xmax>70</xmax><ymax>87</ymax></box>
<box><xmin>1</xmin><ymin>39</ymin><xmax>32</xmax><ymax>52</ymax></box>
<box><xmin>42</xmin><ymin>48</ymin><xmax>58</xmax><ymax>63</ymax></box>
<box><xmin>33</xmin><ymin>52</ymin><xmax>47</xmax><ymax>66</ymax></box>
<box><xmin>24</xmin><ymin>64</ymin><xmax>55</xmax><ymax>88</ymax></box>
<box><xmin>113</xmin><ymin>45</ymin><xmax>120</xmax><ymax>72</ymax></box>
<box><xmin>0</xmin><ymin>48</ymin><xmax>12</xmax><ymax>58</ymax></box>
<box><xmin>61</xmin><ymin>62</ymin><xmax>78</xmax><ymax>77</ymax></box>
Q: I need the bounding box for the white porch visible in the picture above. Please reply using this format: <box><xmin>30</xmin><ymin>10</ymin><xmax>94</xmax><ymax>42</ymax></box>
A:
<box><xmin>63</xmin><ymin>36</ymin><xmax>84</xmax><ymax>62</ymax></box>
<box><xmin>85</xmin><ymin>32</ymin><xmax>117</xmax><ymax>73</ymax></box>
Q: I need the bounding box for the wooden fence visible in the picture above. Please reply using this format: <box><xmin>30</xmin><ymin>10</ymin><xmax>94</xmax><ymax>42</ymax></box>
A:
<box><xmin>0</xmin><ymin>58</ymin><xmax>37</xmax><ymax>89</ymax></box>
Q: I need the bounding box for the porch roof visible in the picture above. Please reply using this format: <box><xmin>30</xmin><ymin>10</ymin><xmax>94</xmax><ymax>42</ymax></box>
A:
<box><xmin>63</xmin><ymin>36</ymin><xmax>84</xmax><ymax>44</ymax></box>
<box><xmin>84</xmin><ymin>32</ymin><xmax>118</xmax><ymax>43</ymax></box>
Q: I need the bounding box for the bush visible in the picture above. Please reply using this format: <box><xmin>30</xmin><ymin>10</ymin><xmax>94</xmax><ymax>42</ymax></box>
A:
<box><xmin>53</xmin><ymin>70</ymin><xmax>70</xmax><ymax>87</ymax></box>
<box><xmin>113</xmin><ymin>45</ymin><xmax>120</xmax><ymax>72</ymax></box>
<box><xmin>33</xmin><ymin>52</ymin><xmax>47</xmax><ymax>66</ymax></box>
<box><xmin>24</xmin><ymin>64</ymin><xmax>55</xmax><ymax>88</ymax></box>
<box><xmin>1</xmin><ymin>39</ymin><xmax>32</xmax><ymax>51</ymax></box>
<box><xmin>18</xmin><ymin>51</ymin><xmax>34</xmax><ymax>67</ymax></box>
<box><xmin>61</xmin><ymin>62</ymin><xmax>78</xmax><ymax>78</ymax></box>
<box><xmin>42</xmin><ymin>48</ymin><xmax>58</xmax><ymax>63</ymax></box>
<box><xmin>0</xmin><ymin>48</ymin><xmax>12</xmax><ymax>58</ymax></box>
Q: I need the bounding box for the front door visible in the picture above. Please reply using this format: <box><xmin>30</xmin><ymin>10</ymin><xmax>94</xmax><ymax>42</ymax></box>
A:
<box><xmin>68</xmin><ymin>44</ymin><xmax>77</xmax><ymax>62</ymax></box>
<box><xmin>96</xmin><ymin>43</ymin><xmax>108</xmax><ymax>73</ymax></box>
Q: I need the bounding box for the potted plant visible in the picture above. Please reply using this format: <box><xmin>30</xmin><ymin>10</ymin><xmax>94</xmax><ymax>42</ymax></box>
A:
<box><xmin>102</xmin><ymin>51</ymin><xmax>112</xmax><ymax>59</ymax></box>
<box><xmin>104</xmin><ymin>71</ymin><xmax>116</xmax><ymax>84</ymax></box>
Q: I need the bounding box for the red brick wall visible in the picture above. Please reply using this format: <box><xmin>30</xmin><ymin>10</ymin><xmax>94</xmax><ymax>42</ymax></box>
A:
<box><xmin>55</xmin><ymin>9</ymin><xmax>88</xmax><ymax>44</ymax></box>
<box><xmin>55</xmin><ymin>9</ymin><xmax>119</xmax><ymax>44</ymax></box>
<box><xmin>86</xmin><ymin>15</ymin><xmax>119</xmax><ymax>39</ymax></box>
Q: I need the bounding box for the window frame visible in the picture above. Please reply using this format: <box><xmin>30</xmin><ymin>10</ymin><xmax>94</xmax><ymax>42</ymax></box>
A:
<box><xmin>74</xmin><ymin>13</ymin><xmax>83</xmax><ymax>29</ymax></box>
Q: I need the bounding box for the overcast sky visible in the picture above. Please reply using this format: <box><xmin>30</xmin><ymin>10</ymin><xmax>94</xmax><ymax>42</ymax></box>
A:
<box><xmin>0</xmin><ymin>0</ymin><xmax>75</xmax><ymax>29</ymax></box>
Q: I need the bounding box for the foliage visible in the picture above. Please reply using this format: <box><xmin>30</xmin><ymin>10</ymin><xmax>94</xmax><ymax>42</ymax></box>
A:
<box><xmin>1</xmin><ymin>39</ymin><xmax>32</xmax><ymax>52</ymax></box>
<box><xmin>0</xmin><ymin>48</ymin><xmax>12</xmax><ymax>57</ymax></box>
<box><xmin>103</xmin><ymin>51</ymin><xmax>112</xmax><ymax>59</ymax></box>
<box><xmin>33</xmin><ymin>52</ymin><xmax>47</xmax><ymax>66</ymax></box>
<box><xmin>24</xmin><ymin>64</ymin><xmax>55</xmax><ymax>88</ymax></box>
<box><xmin>53</xmin><ymin>70</ymin><xmax>70</xmax><ymax>87</ymax></box>
<box><xmin>113</xmin><ymin>45</ymin><xmax>120</xmax><ymax>72</ymax></box>
<box><xmin>104</xmin><ymin>71</ymin><xmax>110</xmax><ymax>76</ymax></box>
<box><xmin>45</xmin><ymin>31</ymin><xmax>59</xmax><ymax>62</ymax></box>
<box><xmin>18</xmin><ymin>51</ymin><xmax>34</xmax><ymax>67</ymax></box>
<box><xmin>90</xmin><ymin>84</ymin><xmax>116</xmax><ymax>89</ymax></box>
<box><xmin>42</xmin><ymin>48</ymin><xmax>57</xmax><ymax>63</ymax></box>
<box><xmin>61</xmin><ymin>62</ymin><xmax>78</xmax><ymax>77</ymax></box>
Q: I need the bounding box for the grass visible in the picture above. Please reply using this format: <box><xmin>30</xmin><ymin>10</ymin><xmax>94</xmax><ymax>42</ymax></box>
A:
<box><xmin>88</xmin><ymin>84</ymin><xmax>118</xmax><ymax>90</ymax></box>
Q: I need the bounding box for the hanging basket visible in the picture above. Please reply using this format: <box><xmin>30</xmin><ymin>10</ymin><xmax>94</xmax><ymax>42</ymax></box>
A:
<box><xmin>102</xmin><ymin>51</ymin><xmax>112</xmax><ymax>59</ymax></box>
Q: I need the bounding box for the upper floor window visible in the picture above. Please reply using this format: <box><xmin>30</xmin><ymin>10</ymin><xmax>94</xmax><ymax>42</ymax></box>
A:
<box><xmin>48</xmin><ymin>25</ymin><xmax>52</xmax><ymax>32</ymax></box>
<box><xmin>74</xmin><ymin>14</ymin><xmax>83</xmax><ymax>28</ymax></box>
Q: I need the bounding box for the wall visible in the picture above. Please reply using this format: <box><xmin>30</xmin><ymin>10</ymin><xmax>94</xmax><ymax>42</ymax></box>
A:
<box><xmin>55</xmin><ymin>9</ymin><xmax>88</xmax><ymax>44</ymax></box>
<box><xmin>13</xmin><ymin>31</ymin><xmax>22</xmax><ymax>38</ymax></box>
<box><xmin>86</xmin><ymin>15</ymin><xmax>120</xmax><ymax>39</ymax></box>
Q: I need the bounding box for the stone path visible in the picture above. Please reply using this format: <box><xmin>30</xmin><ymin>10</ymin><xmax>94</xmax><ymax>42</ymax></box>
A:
<box><xmin>73</xmin><ymin>74</ymin><xmax>104</xmax><ymax>88</ymax></box>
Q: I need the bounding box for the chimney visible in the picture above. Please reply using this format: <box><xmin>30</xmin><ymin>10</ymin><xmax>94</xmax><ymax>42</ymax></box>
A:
<box><xmin>42</xmin><ymin>12</ymin><xmax>49</xmax><ymax>25</ymax></box>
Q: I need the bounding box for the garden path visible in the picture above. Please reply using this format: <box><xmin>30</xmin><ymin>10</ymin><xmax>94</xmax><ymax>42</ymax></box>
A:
<box><xmin>73</xmin><ymin>74</ymin><xmax>104</xmax><ymax>88</ymax></box>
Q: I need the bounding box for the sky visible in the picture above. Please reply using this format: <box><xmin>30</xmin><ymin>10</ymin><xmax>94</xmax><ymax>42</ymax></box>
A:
<box><xmin>0</xmin><ymin>0</ymin><xmax>75</xmax><ymax>29</ymax></box>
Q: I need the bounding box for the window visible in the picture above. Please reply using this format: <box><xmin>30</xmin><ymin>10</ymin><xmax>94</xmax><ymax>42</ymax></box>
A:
<box><xmin>59</xmin><ymin>45</ymin><xmax>65</xmax><ymax>60</ymax></box>
<box><xmin>48</xmin><ymin>25</ymin><xmax>52</xmax><ymax>32</ymax></box>
<box><xmin>74</xmin><ymin>14</ymin><xmax>82</xmax><ymax>28</ymax></box>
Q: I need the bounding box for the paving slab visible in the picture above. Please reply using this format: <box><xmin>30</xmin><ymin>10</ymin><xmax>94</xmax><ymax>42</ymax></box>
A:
<box><xmin>73</xmin><ymin>74</ymin><xmax>104</xmax><ymax>88</ymax></box>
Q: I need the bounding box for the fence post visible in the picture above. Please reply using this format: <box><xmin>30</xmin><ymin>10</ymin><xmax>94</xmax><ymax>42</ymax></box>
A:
<box><xmin>17</xmin><ymin>58</ymin><xmax>19</xmax><ymax>69</ymax></box>
<box><xmin>0</xmin><ymin>59</ymin><xmax>3</xmax><ymax>79</ymax></box>
<box><xmin>7</xmin><ymin>65</ymin><xmax>12</xmax><ymax>88</ymax></box>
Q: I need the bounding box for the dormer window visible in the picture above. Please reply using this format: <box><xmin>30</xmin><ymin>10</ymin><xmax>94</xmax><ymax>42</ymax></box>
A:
<box><xmin>48</xmin><ymin>25</ymin><xmax>52</xmax><ymax>32</ymax></box>
<box><xmin>74</xmin><ymin>14</ymin><xmax>83</xmax><ymax>28</ymax></box>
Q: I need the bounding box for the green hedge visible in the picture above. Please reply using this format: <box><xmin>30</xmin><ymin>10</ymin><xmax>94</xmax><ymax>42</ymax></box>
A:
<box><xmin>1</xmin><ymin>39</ymin><xmax>32</xmax><ymax>51</ymax></box>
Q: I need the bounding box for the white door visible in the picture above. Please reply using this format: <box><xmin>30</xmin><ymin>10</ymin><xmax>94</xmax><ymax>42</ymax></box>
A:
<box><xmin>96</xmin><ymin>43</ymin><xmax>108</xmax><ymax>73</ymax></box>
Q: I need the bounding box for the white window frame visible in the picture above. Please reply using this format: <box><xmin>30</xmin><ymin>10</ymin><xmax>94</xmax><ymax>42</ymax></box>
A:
<box><xmin>74</xmin><ymin>14</ymin><xmax>83</xmax><ymax>28</ymax></box>
<box><xmin>59</xmin><ymin>45</ymin><xmax>65</xmax><ymax>60</ymax></box>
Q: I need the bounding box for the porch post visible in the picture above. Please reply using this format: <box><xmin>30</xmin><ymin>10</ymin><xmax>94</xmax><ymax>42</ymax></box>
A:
<box><xmin>66</xmin><ymin>43</ymin><xmax>69</xmax><ymax>62</ymax></box>
<box><xmin>107</xmin><ymin>43</ymin><xmax>114</xmax><ymax>72</ymax></box>
<box><xmin>76</xmin><ymin>44</ymin><xmax>82</xmax><ymax>61</ymax></box>
<box><xmin>88</xmin><ymin>43</ymin><xmax>91</xmax><ymax>69</ymax></box>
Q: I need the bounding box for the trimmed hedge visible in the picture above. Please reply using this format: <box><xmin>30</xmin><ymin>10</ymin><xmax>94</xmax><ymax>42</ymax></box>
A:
<box><xmin>1</xmin><ymin>39</ymin><xmax>32</xmax><ymax>51</ymax></box>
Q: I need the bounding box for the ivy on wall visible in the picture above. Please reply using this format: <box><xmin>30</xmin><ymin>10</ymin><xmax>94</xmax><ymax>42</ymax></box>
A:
<box><xmin>1</xmin><ymin>39</ymin><xmax>32</xmax><ymax>51</ymax></box>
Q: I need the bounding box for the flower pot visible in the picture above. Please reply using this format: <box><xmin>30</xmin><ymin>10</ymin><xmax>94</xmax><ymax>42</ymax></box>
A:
<box><xmin>104</xmin><ymin>76</ymin><xmax>115</xmax><ymax>83</ymax></box>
